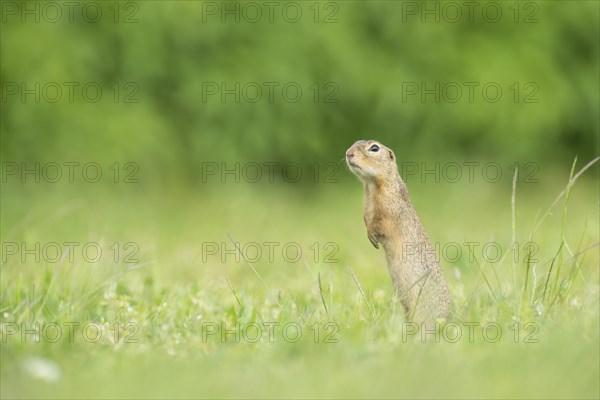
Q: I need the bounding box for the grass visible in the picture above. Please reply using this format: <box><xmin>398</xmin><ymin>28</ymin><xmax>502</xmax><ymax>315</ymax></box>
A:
<box><xmin>1</xmin><ymin>160</ymin><xmax>599</xmax><ymax>399</ymax></box>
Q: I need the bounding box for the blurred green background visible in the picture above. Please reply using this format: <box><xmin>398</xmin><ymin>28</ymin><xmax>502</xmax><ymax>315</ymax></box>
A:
<box><xmin>1</xmin><ymin>0</ymin><xmax>599</xmax><ymax>181</ymax></box>
<box><xmin>1</xmin><ymin>1</ymin><xmax>599</xmax><ymax>399</ymax></box>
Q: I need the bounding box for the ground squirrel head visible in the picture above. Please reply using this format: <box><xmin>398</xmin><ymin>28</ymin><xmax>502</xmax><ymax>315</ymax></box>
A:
<box><xmin>346</xmin><ymin>140</ymin><xmax>398</xmax><ymax>183</ymax></box>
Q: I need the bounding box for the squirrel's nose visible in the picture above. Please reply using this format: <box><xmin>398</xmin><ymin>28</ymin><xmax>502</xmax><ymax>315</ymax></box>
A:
<box><xmin>346</xmin><ymin>151</ymin><xmax>354</xmax><ymax>159</ymax></box>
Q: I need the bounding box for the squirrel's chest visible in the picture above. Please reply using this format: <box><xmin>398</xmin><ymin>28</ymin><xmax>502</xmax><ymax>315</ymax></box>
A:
<box><xmin>364</xmin><ymin>198</ymin><xmax>396</xmax><ymax>232</ymax></box>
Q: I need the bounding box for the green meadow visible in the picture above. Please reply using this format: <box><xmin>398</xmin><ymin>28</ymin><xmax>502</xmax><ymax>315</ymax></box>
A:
<box><xmin>1</xmin><ymin>1</ymin><xmax>599</xmax><ymax>398</ymax></box>
<box><xmin>1</xmin><ymin>160</ymin><xmax>598</xmax><ymax>398</ymax></box>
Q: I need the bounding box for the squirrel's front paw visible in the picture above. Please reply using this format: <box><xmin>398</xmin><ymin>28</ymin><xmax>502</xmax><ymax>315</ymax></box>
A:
<box><xmin>367</xmin><ymin>232</ymin><xmax>380</xmax><ymax>249</ymax></box>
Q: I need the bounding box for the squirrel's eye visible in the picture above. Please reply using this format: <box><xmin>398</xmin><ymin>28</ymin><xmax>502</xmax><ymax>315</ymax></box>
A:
<box><xmin>368</xmin><ymin>144</ymin><xmax>380</xmax><ymax>152</ymax></box>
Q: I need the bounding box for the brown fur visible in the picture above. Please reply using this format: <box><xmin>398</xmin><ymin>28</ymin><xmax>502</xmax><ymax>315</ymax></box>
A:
<box><xmin>346</xmin><ymin>140</ymin><xmax>451</xmax><ymax>324</ymax></box>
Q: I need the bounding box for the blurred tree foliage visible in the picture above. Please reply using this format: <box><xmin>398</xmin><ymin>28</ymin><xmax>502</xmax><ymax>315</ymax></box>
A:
<box><xmin>1</xmin><ymin>1</ymin><xmax>598</xmax><ymax>183</ymax></box>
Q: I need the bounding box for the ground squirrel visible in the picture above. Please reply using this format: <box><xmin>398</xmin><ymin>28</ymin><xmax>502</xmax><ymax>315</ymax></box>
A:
<box><xmin>346</xmin><ymin>140</ymin><xmax>451</xmax><ymax>324</ymax></box>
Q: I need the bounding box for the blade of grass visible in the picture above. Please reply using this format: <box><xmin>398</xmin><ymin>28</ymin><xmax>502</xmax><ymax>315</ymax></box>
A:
<box><xmin>329</xmin><ymin>272</ymin><xmax>334</xmax><ymax>320</ymax></box>
<box><xmin>551</xmin><ymin>157</ymin><xmax>578</xmax><ymax>297</ymax></box>
<box><xmin>511</xmin><ymin>165</ymin><xmax>519</xmax><ymax>309</ymax></box>
<box><xmin>565</xmin><ymin>242</ymin><xmax>599</xmax><ymax>284</ymax></box>
<box><xmin>522</xmin><ymin>243</ymin><xmax>535</xmax><ymax>307</ymax></box>
<box><xmin>227</xmin><ymin>233</ymin><xmax>282</xmax><ymax>307</ymax></box>
<box><xmin>469</xmin><ymin>247</ymin><xmax>497</xmax><ymax>304</ymax></box>
<box><xmin>531</xmin><ymin>156</ymin><xmax>598</xmax><ymax>235</ymax></box>
<box><xmin>542</xmin><ymin>242</ymin><xmax>563</xmax><ymax>303</ymax></box>
<box><xmin>347</xmin><ymin>267</ymin><xmax>376</xmax><ymax>324</ymax></box>
<box><xmin>317</xmin><ymin>272</ymin><xmax>330</xmax><ymax>321</ymax></box>
<box><xmin>225</xmin><ymin>274</ymin><xmax>242</xmax><ymax>308</ymax></box>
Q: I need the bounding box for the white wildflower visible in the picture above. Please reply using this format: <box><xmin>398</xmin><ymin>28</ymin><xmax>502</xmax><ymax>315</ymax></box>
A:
<box><xmin>22</xmin><ymin>357</ymin><xmax>61</xmax><ymax>383</ymax></box>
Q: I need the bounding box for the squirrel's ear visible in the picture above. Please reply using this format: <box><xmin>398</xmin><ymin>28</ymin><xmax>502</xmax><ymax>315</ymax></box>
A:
<box><xmin>388</xmin><ymin>150</ymin><xmax>395</xmax><ymax>160</ymax></box>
